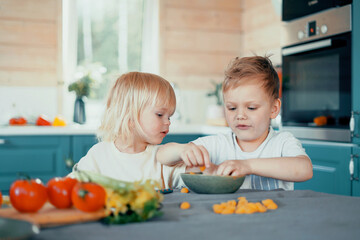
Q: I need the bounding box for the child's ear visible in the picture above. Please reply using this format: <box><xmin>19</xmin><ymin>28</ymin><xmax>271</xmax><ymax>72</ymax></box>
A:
<box><xmin>270</xmin><ymin>98</ymin><xmax>281</xmax><ymax>119</ymax></box>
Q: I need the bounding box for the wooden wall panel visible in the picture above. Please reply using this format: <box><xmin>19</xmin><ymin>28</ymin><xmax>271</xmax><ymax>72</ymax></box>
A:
<box><xmin>0</xmin><ymin>0</ymin><xmax>57</xmax><ymax>21</ymax></box>
<box><xmin>0</xmin><ymin>70</ymin><xmax>55</xmax><ymax>86</ymax></box>
<box><xmin>165</xmin><ymin>0</ymin><xmax>242</xmax><ymax>11</ymax></box>
<box><xmin>0</xmin><ymin>45</ymin><xmax>56</xmax><ymax>70</ymax></box>
<box><xmin>160</xmin><ymin>0</ymin><xmax>242</xmax><ymax>90</ymax></box>
<box><xmin>239</xmin><ymin>0</ymin><xmax>282</xmax><ymax>64</ymax></box>
<box><xmin>0</xmin><ymin>0</ymin><xmax>61</xmax><ymax>87</ymax></box>
<box><xmin>165</xmin><ymin>51</ymin><xmax>235</xmax><ymax>76</ymax></box>
<box><xmin>0</xmin><ymin>20</ymin><xmax>56</xmax><ymax>46</ymax></box>
<box><xmin>165</xmin><ymin>8</ymin><xmax>243</xmax><ymax>33</ymax></box>
<box><xmin>166</xmin><ymin>31</ymin><xmax>242</xmax><ymax>53</ymax></box>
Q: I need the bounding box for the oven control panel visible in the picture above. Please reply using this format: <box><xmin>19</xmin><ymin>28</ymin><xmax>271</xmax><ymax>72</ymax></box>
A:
<box><xmin>297</xmin><ymin>21</ymin><xmax>328</xmax><ymax>40</ymax></box>
<box><xmin>281</xmin><ymin>4</ymin><xmax>351</xmax><ymax>47</ymax></box>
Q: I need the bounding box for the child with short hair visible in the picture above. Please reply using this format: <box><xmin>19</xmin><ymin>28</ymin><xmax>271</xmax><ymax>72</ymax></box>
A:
<box><xmin>72</xmin><ymin>72</ymin><xmax>186</xmax><ymax>189</ymax></box>
<box><xmin>157</xmin><ymin>56</ymin><xmax>313</xmax><ymax>190</ymax></box>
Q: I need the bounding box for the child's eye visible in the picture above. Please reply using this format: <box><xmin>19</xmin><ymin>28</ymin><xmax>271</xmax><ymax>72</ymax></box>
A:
<box><xmin>156</xmin><ymin>113</ymin><xmax>163</xmax><ymax>117</ymax></box>
<box><xmin>227</xmin><ymin>107</ymin><xmax>236</xmax><ymax>111</ymax></box>
<box><xmin>248</xmin><ymin>107</ymin><xmax>257</xmax><ymax>110</ymax></box>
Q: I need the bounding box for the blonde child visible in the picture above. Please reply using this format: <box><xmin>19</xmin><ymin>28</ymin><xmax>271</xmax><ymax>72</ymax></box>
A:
<box><xmin>157</xmin><ymin>56</ymin><xmax>313</xmax><ymax>190</ymax></box>
<box><xmin>72</xmin><ymin>72</ymin><xmax>186</xmax><ymax>189</ymax></box>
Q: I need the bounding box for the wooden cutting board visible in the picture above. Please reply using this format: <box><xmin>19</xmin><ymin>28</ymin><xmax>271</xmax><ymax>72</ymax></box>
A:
<box><xmin>0</xmin><ymin>203</ymin><xmax>107</xmax><ymax>228</ymax></box>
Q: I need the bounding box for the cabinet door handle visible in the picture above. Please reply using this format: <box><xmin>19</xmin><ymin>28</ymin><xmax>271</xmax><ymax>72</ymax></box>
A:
<box><xmin>351</xmin><ymin>111</ymin><xmax>360</xmax><ymax>138</ymax></box>
<box><xmin>0</xmin><ymin>139</ymin><xmax>5</xmax><ymax>144</ymax></box>
<box><xmin>350</xmin><ymin>112</ymin><xmax>354</xmax><ymax>133</ymax></box>
<box><xmin>350</xmin><ymin>154</ymin><xmax>359</xmax><ymax>181</ymax></box>
<box><xmin>64</xmin><ymin>158</ymin><xmax>75</xmax><ymax>169</ymax></box>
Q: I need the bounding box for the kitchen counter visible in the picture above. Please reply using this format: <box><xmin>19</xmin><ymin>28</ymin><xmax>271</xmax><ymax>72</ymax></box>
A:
<box><xmin>27</xmin><ymin>189</ymin><xmax>360</xmax><ymax>240</ymax></box>
<box><xmin>0</xmin><ymin>123</ymin><xmax>231</xmax><ymax>136</ymax></box>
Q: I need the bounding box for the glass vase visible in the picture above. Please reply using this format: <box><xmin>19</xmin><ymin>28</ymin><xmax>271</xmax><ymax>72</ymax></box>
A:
<box><xmin>73</xmin><ymin>97</ymin><xmax>86</xmax><ymax>124</ymax></box>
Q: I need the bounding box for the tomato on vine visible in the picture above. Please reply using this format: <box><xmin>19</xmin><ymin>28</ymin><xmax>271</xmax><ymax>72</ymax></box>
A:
<box><xmin>47</xmin><ymin>177</ymin><xmax>78</xmax><ymax>209</ymax></box>
<box><xmin>10</xmin><ymin>176</ymin><xmax>48</xmax><ymax>213</ymax></box>
<box><xmin>71</xmin><ymin>182</ymin><xmax>106</xmax><ymax>212</ymax></box>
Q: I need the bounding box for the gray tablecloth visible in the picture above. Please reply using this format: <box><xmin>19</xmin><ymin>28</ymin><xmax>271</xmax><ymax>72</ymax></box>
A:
<box><xmin>30</xmin><ymin>190</ymin><xmax>360</xmax><ymax>240</ymax></box>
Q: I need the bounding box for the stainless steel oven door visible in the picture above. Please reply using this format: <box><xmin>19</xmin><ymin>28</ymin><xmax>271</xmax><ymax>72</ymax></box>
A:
<box><xmin>281</xmin><ymin>33</ymin><xmax>351</xmax><ymax>142</ymax></box>
<box><xmin>282</xmin><ymin>33</ymin><xmax>351</xmax><ymax>125</ymax></box>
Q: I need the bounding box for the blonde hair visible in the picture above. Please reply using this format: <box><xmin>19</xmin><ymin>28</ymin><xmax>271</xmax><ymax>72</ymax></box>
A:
<box><xmin>97</xmin><ymin>72</ymin><xmax>176</xmax><ymax>143</ymax></box>
<box><xmin>223</xmin><ymin>55</ymin><xmax>280</xmax><ymax>100</ymax></box>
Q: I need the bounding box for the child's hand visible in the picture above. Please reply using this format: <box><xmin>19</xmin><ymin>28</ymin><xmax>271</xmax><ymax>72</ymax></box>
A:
<box><xmin>216</xmin><ymin>160</ymin><xmax>250</xmax><ymax>177</ymax></box>
<box><xmin>202</xmin><ymin>162</ymin><xmax>218</xmax><ymax>175</ymax></box>
<box><xmin>180</xmin><ymin>143</ymin><xmax>211</xmax><ymax>168</ymax></box>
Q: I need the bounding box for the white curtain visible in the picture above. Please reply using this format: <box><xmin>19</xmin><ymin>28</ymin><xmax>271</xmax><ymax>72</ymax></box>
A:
<box><xmin>118</xmin><ymin>0</ymin><xmax>128</xmax><ymax>73</ymax></box>
<box><xmin>141</xmin><ymin>0</ymin><xmax>159</xmax><ymax>74</ymax></box>
<box><xmin>62</xmin><ymin>0</ymin><xmax>78</xmax><ymax>121</ymax></box>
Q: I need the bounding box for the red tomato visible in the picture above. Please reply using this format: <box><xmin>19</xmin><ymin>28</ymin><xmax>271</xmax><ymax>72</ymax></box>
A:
<box><xmin>36</xmin><ymin>115</ymin><xmax>52</xmax><ymax>126</ymax></box>
<box><xmin>71</xmin><ymin>182</ymin><xmax>106</xmax><ymax>212</ymax></box>
<box><xmin>9</xmin><ymin>117</ymin><xmax>27</xmax><ymax>125</ymax></box>
<box><xmin>10</xmin><ymin>178</ymin><xmax>48</xmax><ymax>213</ymax></box>
<box><xmin>47</xmin><ymin>177</ymin><xmax>78</xmax><ymax>209</ymax></box>
<box><xmin>0</xmin><ymin>191</ymin><xmax>2</xmax><ymax>208</ymax></box>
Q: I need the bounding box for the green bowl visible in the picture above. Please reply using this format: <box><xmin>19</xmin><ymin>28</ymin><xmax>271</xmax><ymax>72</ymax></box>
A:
<box><xmin>180</xmin><ymin>173</ymin><xmax>245</xmax><ymax>194</ymax></box>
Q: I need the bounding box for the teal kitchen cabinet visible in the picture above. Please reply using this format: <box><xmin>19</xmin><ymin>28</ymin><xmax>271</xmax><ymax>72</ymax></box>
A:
<box><xmin>71</xmin><ymin>135</ymin><xmax>98</xmax><ymax>166</ymax></box>
<box><xmin>295</xmin><ymin>142</ymin><xmax>352</xmax><ymax>196</ymax></box>
<box><xmin>162</xmin><ymin>134</ymin><xmax>203</xmax><ymax>144</ymax></box>
<box><xmin>0</xmin><ymin>133</ymin><xmax>205</xmax><ymax>194</ymax></box>
<box><xmin>352</xmin><ymin>0</ymin><xmax>360</xmax><ymax>144</ymax></box>
<box><xmin>0</xmin><ymin>136</ymin><xmax>71</xmax><ymax>195</ymax></box>
<box><xmin>351</xmin><ymin>146</ymin><xmax>360</xmax><ymax>196</ymax></box>
<box><xmin>0</xmin><ymin>135</ymin><xmax>98</xmax><ymax>195</ymax></box>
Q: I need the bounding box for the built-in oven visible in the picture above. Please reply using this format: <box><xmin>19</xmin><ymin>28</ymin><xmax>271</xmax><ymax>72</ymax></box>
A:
<box><xmin>281</xmin><ymin>4</ymin><xmax>352</xmax><ymax>142</ymax></box>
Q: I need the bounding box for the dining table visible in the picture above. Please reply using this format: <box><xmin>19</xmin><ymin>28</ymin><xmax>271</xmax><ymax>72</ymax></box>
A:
<box><xmin>27</xmin><ymin>189</ymin><xmax>360</xmax><ymax>240</ymax></box>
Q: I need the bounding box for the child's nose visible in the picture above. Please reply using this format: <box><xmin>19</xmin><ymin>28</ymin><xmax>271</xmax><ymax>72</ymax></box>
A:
<box><xmin>236</xmin><ymin>109</ymin><xmax>247</xmax><ymax>120</ymax></box>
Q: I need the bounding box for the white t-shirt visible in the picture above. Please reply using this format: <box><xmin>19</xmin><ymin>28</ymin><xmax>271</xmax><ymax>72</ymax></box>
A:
<box><xmin>72</xmin><ymin>142</ymin><xmax>186</xmax><ymax>189</ymax></box>
<box><xmin>192</xmin><ymin>128</ymin><xmax>308</xmax><ymax>190</ymax></box>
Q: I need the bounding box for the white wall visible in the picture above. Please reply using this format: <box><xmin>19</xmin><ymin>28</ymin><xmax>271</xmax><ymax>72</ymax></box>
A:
<box><xmin>0</xmin><ymin>87</ymin><xmax>58</xmax><ymax>125</ymax></box>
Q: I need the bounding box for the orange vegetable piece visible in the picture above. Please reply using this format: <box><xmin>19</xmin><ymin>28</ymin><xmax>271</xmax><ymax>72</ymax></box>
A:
<box><xmin>261</xmin><ymin>199</ymin><xmax>274</xmax><ymax>205</ymax></box>
<box><xmin>262</xmin><ymin>199</ymin><xmax>278</xmax><ymax>209</ymax></box>
<box><xmin>237</xmin><ymin>197</ymin><xmax>248</xmax><ymax>205</ymax></box>
<box><xmin>266</xmin><ymin>203</ymin><xmax>278</xmax><ymax>210</ymax></box>
<box><xmin>180</xmin><ymin>187</ymin><xmax>189</xmax><ymax>193</ymax></box>
<box><xmin>213</xmin><ymin>204</ymin><xmax>224</xmax><ymax>214</ymax></box>
<box><xmin>199</xmin><ymin>166</ymin><xmax>206</xmax><ymax>172</ymax></box>
<box><xmin>53</xmin><ymin>116</ymin><xmax>67</xmax><ymax>127</ymax></box>
<box><xmin>246</xmin><ymin>202</ymin><xmax>258</xmax><ymax>212</ymax></box>
<box><xmin>189</xmin><ymin>172</ymin><xmax>195</xmax><ymax>175</ymax></box>
<box><xmin>243</xmin><ymin>206</ymin><xmax>256</xmax><ymax>214</ymax></box>
<box><xmin>213</xmin><ymin>197</ymin><xmax>278</xmax><ymax>215</ymax></box>
<box><xmin>227</xmin><ymin>200</ymin><xmax>237</xmax><ymax>207</ymax></box>
<box><xmin>255</xmin><ymin>202</ymin><xmax>267</xmax><ymax>213</ymax></box>
<box><xmin>314</xmin><ymin>116</ymin><xmax>327</xmax><ymax>126</ymax></box>
<box><xmin>9</xmin><ymin>117</ymin><xmax>27</xmax><ymax>125</ymax></box>
<box><xmin>180</xmin><ymin>201</ymin><xmax>191</xmax><ymax>209</ymax></box>
<box><xmin>235</xmin><ymin>206</ymin><xmax>246</xmax><ymax>214</ymax></box>
<box><xmin>221</xmin><ymin>206</ymin><xmax>235</xmax><ymax>214</ymax></box>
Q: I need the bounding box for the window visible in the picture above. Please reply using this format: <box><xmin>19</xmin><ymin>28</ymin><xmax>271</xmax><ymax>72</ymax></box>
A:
<box><xmin>77</xmin><ymin>0</ymin><xmax>144</xmax><ymax>100</ymax></box>
<box><xmin>63</xmin><ymin>0</ymin><xmax>159</xmax><ymax>122</ymax></box>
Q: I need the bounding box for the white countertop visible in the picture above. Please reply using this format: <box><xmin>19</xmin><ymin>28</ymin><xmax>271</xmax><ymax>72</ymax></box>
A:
<box><xmin>0</xmin><ymin>123</ymin><xmax>231</xmax><ymax>136</ymax></box>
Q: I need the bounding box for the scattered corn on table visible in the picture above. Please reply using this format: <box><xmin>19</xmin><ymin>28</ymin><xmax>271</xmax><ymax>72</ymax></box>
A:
<box><xmin>6</xmin><ymin>189</ymin><xmax>360</xmax><ymax>240</ymax></box>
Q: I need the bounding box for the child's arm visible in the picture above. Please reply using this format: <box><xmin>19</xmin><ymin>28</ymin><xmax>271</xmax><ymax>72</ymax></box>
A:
<box><xmin>156</xmin><ymin>142</ymin><xmax>211</xmax><ymax>168</ymax></box>
<box><xmin>216</xmin><ymin>155</ymin><xmax>313</xmax><ymax>182</ymax></box>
